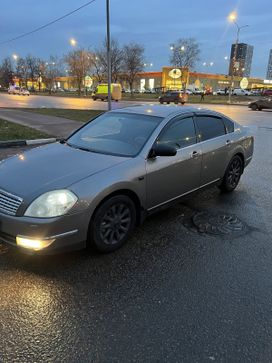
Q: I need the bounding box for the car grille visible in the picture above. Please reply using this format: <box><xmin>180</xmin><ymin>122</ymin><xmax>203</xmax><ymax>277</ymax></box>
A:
<box><xmin>0</xmin><ymin>189</ymin><xmax>23</xmax><ymax>216</ymax></box>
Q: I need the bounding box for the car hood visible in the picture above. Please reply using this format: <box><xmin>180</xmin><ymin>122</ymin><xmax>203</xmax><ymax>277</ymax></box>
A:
<box><xmin>0</xmin><ymin>143</ymin><xmax>129</xmax><ymax>199</ymax></box>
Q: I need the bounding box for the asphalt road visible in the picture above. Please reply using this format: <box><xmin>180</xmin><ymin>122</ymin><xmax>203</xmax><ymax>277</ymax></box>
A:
<box><xmin>0</xmin><ymin>93</ymin><xmax>139</xmax><ymax>110</ymax></box>
<box><xmin>1</xmin><ymin>107</ymin><xmax>272</xmax><ymax>362</ymax></box>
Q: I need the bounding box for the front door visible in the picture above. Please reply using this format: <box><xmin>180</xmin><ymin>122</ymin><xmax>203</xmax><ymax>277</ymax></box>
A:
<box><xmin>146</xmin><ymin>115</ymin><xmax>202</xmax><ymax>210</ymax></box>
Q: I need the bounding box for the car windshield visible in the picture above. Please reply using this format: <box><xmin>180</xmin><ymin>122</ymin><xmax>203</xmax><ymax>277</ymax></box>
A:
<box><xmin>67</xmin><ymin>112</ymin><xmax>163</xmax><ymax>157</ymax></box>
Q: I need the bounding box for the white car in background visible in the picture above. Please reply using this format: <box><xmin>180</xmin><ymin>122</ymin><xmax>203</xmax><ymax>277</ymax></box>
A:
<box><xmin>20</xmin><ymin>88</ymin><xmax>30</xmax><ymax>96</ymax></box>
<box><xmin>8</xmin><ymin>86</ymin><xmax>21</xmax><ymax>95</ymax></box>
<box><xmin>216</xmin><ymin>89</ymin><xmax>229</xmax><ymax>95</ymax></box>
<box><xmin>232</xmin><ymin>88</ymin><xmax>252</xmax><ymax>96</ymax></box>
<box><xmin>8</xmin><ymin>86</ymin><xmax>30</xmax><ymax>96</ymax></box>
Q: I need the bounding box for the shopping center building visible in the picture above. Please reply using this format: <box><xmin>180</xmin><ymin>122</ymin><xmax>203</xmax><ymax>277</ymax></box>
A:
<box><xmin>135</xmin><ymin>66</ymin><xmax>271</xmax><ymax>92</ymax></box>
<box><xmin>13</xmin><ymin>66</ymin><xmax>272</xmax><ymax>92</ymax></box>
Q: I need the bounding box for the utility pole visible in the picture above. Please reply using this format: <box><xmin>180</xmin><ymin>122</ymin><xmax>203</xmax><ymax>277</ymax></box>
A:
<box><xmin>106</xmin><ymin>0</ymin><xmax>112</xmax><ymax>110</ymax></box>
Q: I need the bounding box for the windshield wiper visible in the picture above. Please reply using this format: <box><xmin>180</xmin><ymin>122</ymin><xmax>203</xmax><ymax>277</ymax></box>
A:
<box><xmin>66</xmin><ymin>142</ymin><xmax>99</xmax><ymax>153</ymax></box>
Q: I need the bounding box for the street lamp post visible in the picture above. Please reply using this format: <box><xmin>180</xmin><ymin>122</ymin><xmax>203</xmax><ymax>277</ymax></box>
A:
<box><xmin>228</xmin><ymin>12</ymin><xmax>249</xmax><ymax>103</ymax></box>
<box><xmin>106</xmin><ymin>0</ymin><xmax>111</xmax><ymax>111</ymax></box>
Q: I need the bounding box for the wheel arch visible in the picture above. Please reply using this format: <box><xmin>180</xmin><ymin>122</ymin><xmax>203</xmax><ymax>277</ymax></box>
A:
<box><xmin>90</xmin><ymin>189</ymin><xmax>143</xmax><ymax>226</ymax></box>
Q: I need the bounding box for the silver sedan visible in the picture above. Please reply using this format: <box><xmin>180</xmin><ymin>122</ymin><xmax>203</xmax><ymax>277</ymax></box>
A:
<box><xmin>0</xmin><ymin>105</ymin><xmax>254</xmax><ymax>254</ymax></box>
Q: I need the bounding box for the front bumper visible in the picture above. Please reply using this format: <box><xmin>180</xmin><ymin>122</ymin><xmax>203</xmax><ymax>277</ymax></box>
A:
<box><xmin>0</xmin><ymin>211</ymin><xmax>88</xmax><ymax>254</ymax></box>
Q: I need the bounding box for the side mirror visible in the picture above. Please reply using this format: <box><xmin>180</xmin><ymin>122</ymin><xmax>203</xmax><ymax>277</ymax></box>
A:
<box><xmin>149</xmin><ymin>143</ymin><xmax>177</xmax><ymax>158</ymax></box>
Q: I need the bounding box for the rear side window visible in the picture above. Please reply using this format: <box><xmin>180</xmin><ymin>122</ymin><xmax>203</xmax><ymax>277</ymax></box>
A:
<box><xmin>157</xmin><ymin>117</ymin><xmax>196</xmax><ymax>149</ymax></box>
<box><xmin>195</xmin><ymin>115</ymin><xmax>226</xmax><ymax>141</ymax></box>
<box><xmin>222</xmin><ymin>117</ymin><xmax>234</xmax><ymax>133</ymax></box>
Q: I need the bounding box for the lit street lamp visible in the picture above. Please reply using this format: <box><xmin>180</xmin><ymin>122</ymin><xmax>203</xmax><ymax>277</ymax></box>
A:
<box><xmin>202</xmin><ymin>61</ymin><xmax>214</xmax><ymax>68</ymax></box>
<box><xmin>70</xmin><ymin>38</ymin><xmax>77</xmax><ymax>47</ymax></box>
<box><xmin>228</xmin><ymin>12</ymin><xmax>249</xmax><ymax>103</ymax></box>
<box><xmin>144</xmin><ymin>62</ymin><xmax>153</xmax><ymax>68</ymax></box>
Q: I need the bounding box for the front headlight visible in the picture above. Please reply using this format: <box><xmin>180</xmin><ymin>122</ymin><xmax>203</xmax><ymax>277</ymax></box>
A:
<box><xmin>25</xmin><ymin>190</ymin><xmax>78</xmax><ymax>218</ymax></box>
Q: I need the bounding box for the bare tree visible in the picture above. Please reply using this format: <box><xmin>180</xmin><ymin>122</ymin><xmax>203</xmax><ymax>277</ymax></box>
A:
<box><xmin>16</xmin><ymin>58</ymin><xmax>28</xmax><ymax>87</ymax></box>
<box><xmin>122</xmin><ymin>43</ymin><xmax>145</xmax><ymax>93</ymax></box>
<box><xmin>25</xmin><ymin>55</ymin><xmax>43</xmax><ymax>86</ymax></box>
<box><xmin>65</xmin><ymin>49</ymin><xmax>93</xmax><ymax>95</ymax></box>
<box><xmin>169</xmin><ymin>38</ymin><xmax>200</xmax><ymax>68</ymax></box>
<box><xmin>0</xmin><ymin>58</ymin><xmax>13</xmax><ymax>87</ymax></box>
<box><xmin>44</xmin><ymin>56</ymin><xmax>61</xmax><ymax>94</ymax></box>
<box><xmin>90</xmin><ymin>54</ymin><xmax>104</xmax><ymax>84</ymax></box>
<box><xmin>95</xmin><ymin>38</ymin><xmax>124</xmax><ymax>82</ymax></box>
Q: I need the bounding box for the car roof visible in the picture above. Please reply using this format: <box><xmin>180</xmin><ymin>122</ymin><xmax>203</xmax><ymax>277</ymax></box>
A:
<box><xmin>110</xmin><ymin>104</ymin><xmax>220</xmax><ymax>118</ymax></box>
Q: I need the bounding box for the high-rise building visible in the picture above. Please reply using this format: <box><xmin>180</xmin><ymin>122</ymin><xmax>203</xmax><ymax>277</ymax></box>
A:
<box><xmin>228</xmin><ymin>43</ymin><xmax>254</xmax><ymax>77</ymax></box>
<box><xmin>266</xmin><ymin>49</ymin><xmax>272</xmax><ymax>80</ymax></box>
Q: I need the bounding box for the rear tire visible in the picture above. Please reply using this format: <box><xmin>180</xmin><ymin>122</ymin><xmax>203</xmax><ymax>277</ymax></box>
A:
<box><xmin>251</xmin><ymin>104</ymin><xmax>258</xmax><ymax>111</ymax></box>
<box><xmin>219</xmin><ymin>155</ymin><xmax>243</xmax><ymax>192</ymax></box>
<box><xmin>159</xmin><ymin>100</ymin><xmax>163</xmax><ymax>104</ymax></box>
<box><xmin>89</xmin><ymin>195</ymin><xmax>136</xmax><ymax>253</ymax></box>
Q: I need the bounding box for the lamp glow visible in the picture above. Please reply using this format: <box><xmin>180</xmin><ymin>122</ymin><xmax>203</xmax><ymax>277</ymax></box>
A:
<box><xmin>16</xmin><ymin>236</ymin><xmax>55</xmax><ymax>251</ymax></box>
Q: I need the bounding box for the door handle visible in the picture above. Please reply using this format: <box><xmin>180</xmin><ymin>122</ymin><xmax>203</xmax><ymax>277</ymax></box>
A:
<box><xmin>226</xmin><ymin>139</ymin><xmax>231</xmax><ymax>145</ymax></box>
<box><xmin>191</xmin><ymin>151</ymin><xmax>200</xmax><ymax>158</ymax></box>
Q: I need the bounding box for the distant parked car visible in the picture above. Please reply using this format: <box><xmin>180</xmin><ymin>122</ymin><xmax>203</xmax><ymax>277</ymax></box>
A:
<box><xmin>248</xmin><ymin>98</ymin><xmax>272</xmax><ymax>111</ymax></box>
<box><xmin>185</xmin><ymin>89</ymin><xmax>193</xmax><ymax>95</ymax></box>
<box><xmin>232</xmin><ymin>88</ymin><xmax>251</xmax><ymax>96</ymax></box>
<box><xmin>20</xmin><ymin>88</ymin><xmax>30</xmax><ymax>96</ymax></box>
<box><xmin>67</xmin><ymin>88</ymin><xmax>79</xmax><ymax>92</ymax></box>
<box><xmin>217</xmin><ymin>89</ymin><xmax>229</xmax><ymax>95</ymax></box>
<box><xmin>8</xmin><ymin>86</ymin><xmax>30</xmax><ymax>95</ymax></box>
<box><xmin>262</xmin><ymin>89</ymin><xmax>272</xmax><ymax>97</ymax></box>
<box><xmin>193</xmin><ymin>88</ymin><xmax>202</xmax><ymax>95</ymax></box>
<box><xmin>250</xmin><ymin>89</ymin><xmax>262</xmax><ymax>96</ymax></box>
<box><xmin>159</xmin><ymin>91</ymin><xmax>187</xmax><ymax>105</ymax></box>
<box><xmin>8</xmin><ymin>86</ymin><xmax>21</xmax><ymax>95</ymax></box>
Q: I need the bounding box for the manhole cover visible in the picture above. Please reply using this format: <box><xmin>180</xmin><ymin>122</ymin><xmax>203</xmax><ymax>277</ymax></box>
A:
<box><xmin>192</xmin><ymin>212</ymin><xmax>247</xmax><ymax>236</ymax></box>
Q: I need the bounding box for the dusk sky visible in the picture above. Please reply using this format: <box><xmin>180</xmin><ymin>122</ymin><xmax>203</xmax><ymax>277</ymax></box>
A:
<box><xmin>0</xmin><ymin>0</ymin><xmax>271</xmax><ymax>78</ymax></box>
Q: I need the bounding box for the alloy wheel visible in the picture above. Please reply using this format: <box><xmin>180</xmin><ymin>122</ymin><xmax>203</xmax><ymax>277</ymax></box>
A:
<box><xmin>99</xmin><ymin>203</ymin><xmax>132</xmax><ymax>245</ymax></box>
<box><xmin>226</xmin><ymin>158</ymin><xmax>242</xmax><ymax>188</ymax></box>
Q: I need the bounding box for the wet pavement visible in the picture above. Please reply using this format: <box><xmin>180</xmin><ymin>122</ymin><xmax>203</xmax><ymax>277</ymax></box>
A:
<box><xmin>1</xmin><ymin>107</ymin><xmax>272</xmax><ymax>362</ymax></box>
<box><xmin>0</xmin><ymin>93</ymin><xmax>139</xmax><ymax>110</ymax></box>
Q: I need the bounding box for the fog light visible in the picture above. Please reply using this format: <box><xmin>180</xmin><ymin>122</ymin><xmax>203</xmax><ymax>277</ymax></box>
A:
<box><xmin>16</xmin><ymin>236</ymin><xmax>55</xmax><ymax>251</ymax></box>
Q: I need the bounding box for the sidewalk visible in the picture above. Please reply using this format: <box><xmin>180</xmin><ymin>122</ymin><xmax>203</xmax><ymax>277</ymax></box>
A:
<box><xmin>0</xmin><ymin>109</ymin><xmax>84</xmax><ymax>138</ymax></box>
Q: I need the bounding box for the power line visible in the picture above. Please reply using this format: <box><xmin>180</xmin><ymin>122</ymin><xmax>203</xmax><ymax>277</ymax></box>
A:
<box><xmin>0</xmin><ymin>0</ymin><xmax>96</xmax><ymax>45</ymax></box>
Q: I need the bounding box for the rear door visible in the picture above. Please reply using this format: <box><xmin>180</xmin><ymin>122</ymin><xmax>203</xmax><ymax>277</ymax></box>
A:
<box><xmin>194</xmin><ymin>114</ymin><xmax>230</xmax><ymax>185</ymax></box>
<box><xmin>146</xmin><ymin>114</ymin><xmax>202</xmax><ymax>210</ymax></box>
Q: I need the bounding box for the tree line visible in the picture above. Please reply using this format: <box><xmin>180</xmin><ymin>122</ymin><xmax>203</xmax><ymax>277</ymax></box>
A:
<box><xmin>0</xmin><ymin>38</ymin><xmax>200</xmax><ymax>95</ymax></box>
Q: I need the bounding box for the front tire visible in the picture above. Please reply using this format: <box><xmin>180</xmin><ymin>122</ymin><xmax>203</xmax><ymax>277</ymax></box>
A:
<box><xmin>251</xmin><ymin>104</ymin><xmax>258</xmax><ymax>111</ymax></box>
<box><xmin>219</xmin><ymin>155</ymin><xmax>243</xmax><ymax>192</ymax></box>
<box><xmin>89</xmin><ymin>195</ymin><xmax>136</xmax><ymax>253</ymax></box>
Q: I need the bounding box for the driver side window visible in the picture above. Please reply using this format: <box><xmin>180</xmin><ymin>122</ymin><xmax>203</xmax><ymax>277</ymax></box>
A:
<box><xmin>157</xmin><ymin>117</ymin><xmax>197</xmax><ymax>149</ymax></box>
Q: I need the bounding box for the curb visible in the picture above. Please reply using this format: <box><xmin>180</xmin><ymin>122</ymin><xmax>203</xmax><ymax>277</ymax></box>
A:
<box><xmin>0</xmin><ymin>138</ymin><xmax>57</xmax><ymax>148</ymax></box>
